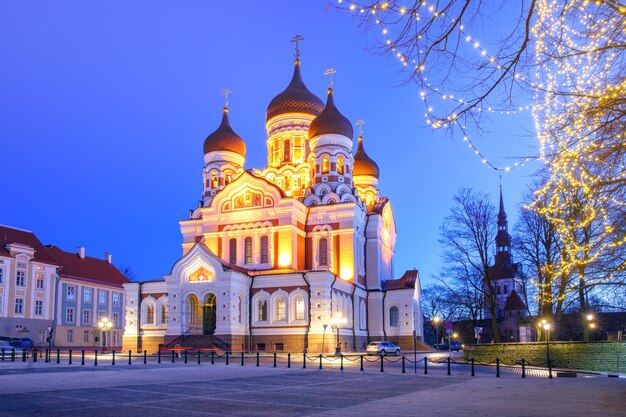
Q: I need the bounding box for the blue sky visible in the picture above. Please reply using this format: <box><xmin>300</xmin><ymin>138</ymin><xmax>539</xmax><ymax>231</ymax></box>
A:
<box><xmin>0</xmin><ymin>1</ymin><xmax>537</xmax><ymax>285</ymax></box>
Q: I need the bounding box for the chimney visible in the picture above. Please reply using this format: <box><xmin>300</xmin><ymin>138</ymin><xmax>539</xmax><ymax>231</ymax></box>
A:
<box><xmin>77</xmin><ymin>246</ymin><xmax>85</xmax><ymax>259</ymax></box>
<box><xmin>105</xmin><ymin>252</ymin><xmax>112</xmax><ymax>264</ymax></box>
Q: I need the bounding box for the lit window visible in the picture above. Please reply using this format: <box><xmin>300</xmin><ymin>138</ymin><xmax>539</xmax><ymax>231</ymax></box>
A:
<box><xmin>98</xmin><ymin>290</ymin><xmax>106</xmax><ymax>305</ymax></box>
<box><xmin>284</xmin><ymin>174</ymin><xmax>291</xmax><ymax>189</ymax></box>
<box><xmin>322</xmin><ymin>155</ymin><xmax>329</xmax><ymax>174</ymax></box>
<box><xmin>318</xmin><ymin>238</ymin><xmax>328</xmax><ymax>266</ymax></box>
<box><xmin>258</xmin><ymin>300</ymin><xmax>267</xmax><ymax>321</ymax></box>
<box><xmin>272</xmin><ymin>142</ymin><xmax>280</xmax><ymax>166</ymax></box>
<box><xmin>210</xmin><ymin>171</ymin><xmax>218</xmax><ymax>189</ymax></box>
<box><xmin>225</xmin><ymin>172</ymin><xmax>233</xmax><ymax>185</ymax></box>
<box><xmin>161</xmin><ymin>305</ymin><xmax>169</xmax><ymax>324</ymax></box>
<box><xmin>229</xmin><ymin>238</ymin><xmax>237</xmax><ymax>264</ymax></box>
<box><xmin>389</xmin><ymin>306</ymin><xmax>399</xmax><ymax>327</ymax></box>
<box><xmin>14</xmin><ymin>298</ymin><xmax>24</xmax><ymax>315</ymax></box>
<box><xmin>35</xmin><ymin>300</ymin><xmax>43</xmax><ymax>316</ymax></box>
<box><xmin>66</xmin><ymin>307</ymin><xmax>75</xmax><ymax>323</ymax></box>
<box><xmin>244</xmin><ymin>237</ymin><xmax>253</xmax><ymax>265</ymax></box>
<box><xmin>276</xmin><ymin>299</ymin><xmax>286</xmax><ymax>321</ymax></box>
<box><xmin>146</xmin><ymin>305</ymin><xmax>155</xmax><ymax>324</ymax></box>
<box><xmin>337</xmin><ymin>155</ymin><xmax>344</xmax><ymax>175</ymax></box>
<box><xmin>67</xmin><ymin>286</ymin><xmax>76</xmax><ymax>301</ymax></box>
<box><xmin>84</xmin><ymin>288</ymin><xmax>92</xmax><ymax>303</ymax></box>
<box><xmin>67</xmin><ymin>329</ymin><xmax>73</xmax><ymax>343</ymax></box>
<box><xmin>16</xmin><ymin>270</ymin><xmax>25</xmax><ymax>287</ymax></box>
<box><xmin>283</xmin><ymin>139</ymin><xmax>291</xmax><ymax>162</ymax></box>
<box><xmin>36</xmin><ymin>273</ymin><xmax>44</xmax><ymax>289</ymax></box>
<box><xmin>112</xmin><ymin>293</ymin><xmax>120</xmax><ymax>307</ymax></box>
<box><xmin>293</xmin><ymin>136</ymin><xmax>303</xmax><ymax>161</ymax></box>
<box><xmin>295</xmin><ymin>298</ymin><xmax>305</xmax><ymax>320</ymax></box>
<box><xmin>260</xmin><ymin>236</ymin><xmax>269</xmax><ymax>264</ymax></box>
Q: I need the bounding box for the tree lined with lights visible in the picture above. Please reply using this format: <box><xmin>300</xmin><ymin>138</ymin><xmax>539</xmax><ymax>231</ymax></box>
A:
<box><xmin>342</xmin><ymin>0</ymin><xmax>626</xmax><ymax>312</ymax></box>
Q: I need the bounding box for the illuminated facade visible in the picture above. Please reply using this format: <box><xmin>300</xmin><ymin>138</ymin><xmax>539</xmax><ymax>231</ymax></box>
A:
<box><xmin>122</xmin><ymin>53</ymin><xmax>423</xmax><ymax>353</ymax></box>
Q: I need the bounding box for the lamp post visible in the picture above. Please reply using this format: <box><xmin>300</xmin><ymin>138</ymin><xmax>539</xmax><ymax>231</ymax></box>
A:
<box><xmin>432</xmin><ymin>316</ymin><xmax>441</xmax><ymax>348</ymax></box>
<box><xmin>329</xmin><ymin>314</ymin><xmax>348</xmax><ymax>355</ymax></box>
<box><xmin>449</xmin><ymin>332</ymin><xmax>458</xmax><ymax>357</ymax></box>
<box><xmin>585</xmin><ymin>314</ymin><xmax>594</xmax><ymax>342</ymax></box>
<box><xmin>543</xmin><ymin>322</ymin><xmax>551</xmax><ymax>364</ymax></box>
<box><xmin>97</xmin><ymin>317</ymin><xmax>114</xmax><ymax>352</ymax></box>
<box><xmin>321</xmin><ymin>324</ymin><xmax>328</xmax><ymax>354</ymax></box>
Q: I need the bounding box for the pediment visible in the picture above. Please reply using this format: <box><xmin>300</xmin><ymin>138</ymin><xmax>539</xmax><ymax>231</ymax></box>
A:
<box><xmin>209</xmin><ymin>171</ymin><xmax>286</xmax><ymax>213</ymax></box>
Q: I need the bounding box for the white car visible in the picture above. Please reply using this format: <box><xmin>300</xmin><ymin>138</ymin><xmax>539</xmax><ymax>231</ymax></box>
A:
<box><xmin>367</xmin><ymin>341</ymin><xmax>401</xmax><ymax>356</ymax></box>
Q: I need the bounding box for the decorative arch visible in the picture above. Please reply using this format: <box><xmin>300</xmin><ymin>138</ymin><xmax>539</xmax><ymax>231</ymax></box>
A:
<box><xmin>270</xmin><ymin>290</ymin><xmax>289</xmax><ymax>323</ymax></box>
<box><xmin>289</xmin><ymin>289</ymin><xmax>308</xmax><ymax>323</ymax></box>
<box><xmin>141</xmin><ymin>296</ymin><xmax>157</xmax><ymax>327</ymax></box>
<box><xmin>252</xmin><ymin>291</ymin><xmax>270</xmax><ymax>324</ymax></box>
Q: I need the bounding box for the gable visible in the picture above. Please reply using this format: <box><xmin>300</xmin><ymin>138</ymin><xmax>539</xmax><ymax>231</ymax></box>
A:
<box><xmin>209</xmin><ymin>171</ymin><xmax>286</xmax><ymax>214</ymax></box>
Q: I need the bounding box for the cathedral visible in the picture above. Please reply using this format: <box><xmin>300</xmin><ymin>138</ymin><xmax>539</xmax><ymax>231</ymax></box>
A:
<box><xmin>122</xmin><ymin>44</ymin><xmax>423</xmax><ymax>353</ymax></box>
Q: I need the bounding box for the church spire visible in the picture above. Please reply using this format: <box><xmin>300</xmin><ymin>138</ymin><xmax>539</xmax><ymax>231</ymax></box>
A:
<box><xmin>495</xmin><ymin>184</ymin><xmax>511</xmax><ymax>265</ymax></box>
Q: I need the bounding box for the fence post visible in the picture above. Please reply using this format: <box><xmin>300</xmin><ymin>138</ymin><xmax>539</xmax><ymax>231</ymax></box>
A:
<box><xmin>44</xmin><ymin>348</ymin><xmax>48</xmax><ymax>363</ymax></box>
<box><xmin>424</xmin><ymin>357</ymin><xmax>428</xmax><ymax>374</ymax></box>
<box><xmin>112</xmin><ymin>350</ymin><xmax>116</xmax><ymax>366</ymax></box>
<box><xmin>158</xmin><ymin>349</ymin><xmax>161</xmax><ymax>364</ymax></box>
<box><xmin>81</xmin><ymin>350</ymin><xmax>84</xmax><ymax>365</ymax></box>
<box><xmin>496</xmin><ymin>358</ymin><xmax>500</xmax><ymax>377</ymax></box>
<box><xmin>273</xmin><ymin>352</ymin><xmax>277</xmax><ymax>368</ymax></box>
<box><xmin>33</xmin><ymin>349</ymin><xmax>38</xmax><ymax>363</ymax></box>
<box><xmin>521</xmin><ymin>359</ymin><xmax>526</xmax><ymax>378</ymax></box>
<box><xmin>56</xmin><ymin>349</ymin><xmax>60</xmax><ymax>364</ymax></box>
<box><xmin>211</xmin><ymin>350</ymin><xmax>214</xmax><ymax>365</ymax></box>
<box><xmin>1</xmin><ymin>348</ymin><xmax>4</xmax><ymax>361</ymax></box>
<box><xmin>10</xmin><ymin>349</ymin><xmax>15</xmax><ymax>362</ymax></box>
<box><xmin>303</xmin><ymin>353</ymin><xmax>306</xmax><ymax>369</ymax></box>
<box><xmin>471</xmin><ymin>357</ymin><xmax>475</xmax><ymax>377</ymax></box>
<box><xmin>22</xmin><ymin>350</ymin><xmax>26</xmax><ymax>363</ymax></box>
<box><xmin>380</xmin><ymin>354</ymin><xmax>384</xmax><ymax>372</ymax></box>
<box><xmin>226</xmin><ymin>351</ymin><xmax>229</xmax><ymax>366</ymax></box>
<box><xmin>360</xmin><ymin>355</ymin><xmax>364</xmax><ymax>372</ymax></box>
<box><xmin>69</xmin><ymin>350</ymin><xmax>72</xmax><ymax>365</ymax></box>
<box><xmin>94</xmin><ymin>350</ymin><xmax>98</xmax><ymax>366</ymax></box>
<box><xmin>319</xmin><ymin>353</ymin><xmax>322</xmax><ymax>370</ymax></box>
<box><xmin>171</xmin><ymin>350</ymin><xmax>175</xmax><ymax>363</ymax></box>
<box><xmin>128</xmin><ymin>350</ymin><xmax>132</xmax><ymax>365</ymax></box>
<box><xmin>548</xmin><ymin>359</ymin><xmax>553</xmax><ymax>379</ymax></box>
<box><xmin>340</xmin><ymin>354</ymin><xmax>344</xmax><ymax>371</ymax></box>
<box><xmin>184</xmin><ymin>350</ymin><xmax>188</xmax><ymax>364</ymax></box>
<box><xmin>198</xmin><ymin>351</ymin><xmax>201</xmax><ymax>365</ymax></box>
<box><xmin>287</xmin><ymin>353</ymin><xmax>291</xmax><ymax>368</ymax></box>
<box><xmin>447</xmin><ymin>357</ymin><xmax>451</xmax><ymax>376</ymax></box>
<box><xmin>402</xmin><ymin>356</ymin><xmax>406</xmax><ymax>374</ymax></box>
<box><xmin>241</xmin><ymin>351</ymin><xmax>244</xmax><ymax>366</ymax></box>
<box><xmin>256</xmin><ymin>351</ymin><xmax>260</xmax><ymax>367</ymax></box>
<box><xmin>144</xmin><ymin>350</ymin><xmax>147</xmax><ymax>364</ymax></box>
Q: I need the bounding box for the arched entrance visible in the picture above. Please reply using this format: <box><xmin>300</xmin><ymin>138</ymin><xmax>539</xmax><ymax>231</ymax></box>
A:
<box><xmin>203</xmin><ymin>293</ymin><xmax>216</xmax><ymax>335</ymax></box>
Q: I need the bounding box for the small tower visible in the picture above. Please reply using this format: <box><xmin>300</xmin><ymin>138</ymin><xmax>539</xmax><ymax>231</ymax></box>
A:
<box><xmin>201</xmin><ymin>101</ymin><xmax>246</xmax><ymax>207</ymax></box>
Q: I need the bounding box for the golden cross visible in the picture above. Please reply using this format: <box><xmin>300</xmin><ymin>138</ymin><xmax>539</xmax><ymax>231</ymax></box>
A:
<box><xmin>291</xmin><ymin>35</ymin><xmax>304</xmax><ymax>59</ymax></box>
<box><xmin>324</xmin><ymin>68</ymin><xmax>336</xmax><ymax>87</ymax></box>
<box><xmin>355</xmin><ymin>119</ymin><xmax>365</xmax><ymax>136</ymax></box>
<box><xmin>222</xmin><ymin>88</ymin><xmax>231</xmax><ymax>108</ymax></box>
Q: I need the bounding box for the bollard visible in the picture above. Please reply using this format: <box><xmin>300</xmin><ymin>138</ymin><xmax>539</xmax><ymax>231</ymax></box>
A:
<box><xmin>241</xmin><ymin>351</ymin><xmax>244</xmax><ymax>366</ymax></box>
<box><xmin>360</xmin><ymin>355</ymin><xmax>364</xmax><ymax>372</ymax></box>
<box><xmin>11</xmin><ymin>349</ymin><xmax>15</xmax><ymax>362</ymax></box>
<box><xmin>447</xmin><ymin>357</ymin><xmax>451</xmax><ymax>376</ymax></box>
<box><xmin>424</xmin><ymin>357</ymin><xmax>428</xmax><ymax>374</ymax></box>
<box><xmin>81</xmin><ymin>350</ymin><xmax>84</xmax><ymax>365</ymax></box>
<box><xmin>56</xmin><ymin>349</ymin><xmax>60</xmax><ymax>364</ymax></box>
<box><xmin>471</xmin><ymin>358</ymin><xmax>475</xmax><ymax>377</ymax></box>
<box><xmin>256</xmin><ymin>351</ymin><xmax>260</xmax><ymax>367</ymax></box>
<box><xmin>94</xmin><ymin>350</ymin><xmax>98</xmax><ymax>366</ymax></box>
<box><xmin>171</xmin><ymin>350</ymin><xmax>175</xmax><ymax>363</ymax></box>
<box><xmin>226</xmin><ymin>351</ymin><xmax>229</xmax><ymax>366</ymax></box>
<box><xmin>69</xmin><ymin>350</ymin><xmax>73</xmax><ymax>365</ymax></box>
<box><xmin>496</xmin><ymin>358</ymin><xmax>500</xmax><ymax>377</ymax></box>
<box><xmin>548</xmin><ymin>359</ymin><xmax>553</xmax><ymax>379</ymax></box>
<box><xmin>144</xmin><ymin>350</ymin><xmax>147</xmax><ymax>364</ymax></box>
<box><xmin>340</xmin><ymin>354</ymin><xmax>344</xmax><ymax>371</ymax></box>
<box><xmin>402</xmin><ymin>356</ymin><xmax>406</xmax><ymax>374</ymax></box>
<box><xmin>184</xmin><ymin>350</ymin><xmax>188</xmax><ymax>364</ymax></box>
<box><xmin>158</xmin><ymin>349</ymin><xmax>161</xmax><ymax>364</ymax></box>
<box><xmin>198</xmin><ymin>351</ymin><xmax>201</xmax><ymax>365</ymax></box>
<box><xmin>33</xmin><ymin>349</ymin><xmax>38</xmax><ymax>363</ymax></box>
<box><xmin>319</xmin><ymin>353</ymin><xmax>322</xmax><ymax>370</ymax></box>
<box><xmin>22</xmin><ymin>350</ymin><xmax>26</xmax><ymax>363</ymax></box>
<box><xmin>112</xmin><ymin>350</ymin><xmax>116</xmax><ymax>366</ymax></box>
<box><xmin>211</xmin><ymin>350</ymin><xmax>215</xmax><ymax>365</ymax></box>
<box><xmin>128</xmin><ymin>350</ymin><xmax>132</xmax><ymax>365</ymax></box>
<box><xmin>44</xmin><ymin>348</ymin><xmax>48</xmax><ymax>363</ymax></box>
<box><xmin>303</xmin><ymin>353</ymin><xmax>306</xmax><ymax>369</ymax></box>
<box><xmin>288</xmin><ymin>353</ymin><xmax>291</xmax><ymax>368</ymax></box>
<box><xmin>273</xmin><ymin>352</ymin><xmax>277</xmax><ymax>368</ymax></box>
<box><xmin>1</xmin><ymin>348</ymin><xmax>4</xmax><ymax>361</ymax></box>
<box><xmin>521</xmin><ymin>359</ymin><xmax>526</xmax><ymax>379</ymax></box>
<box><xmin>380</xmin><ymin>354</ymin><xmax>384</xmax><ymax>373</ymax></box>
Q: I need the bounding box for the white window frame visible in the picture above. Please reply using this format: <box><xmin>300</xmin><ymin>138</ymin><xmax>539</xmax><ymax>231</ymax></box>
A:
<box><xmin>67</xmin><ymin>329</ymin><xmax>74</xmax><ymax>343</ymax></box>
<box><xmin>112</xmin><ymin>292</ymin><xmax>120</xmax><ymax>307</ymax></box>
<box><xmin>82</xmin><ymin>309</ymin><xmax>91</xmax><ymax>325</ymax></box>
<box><xmin>98</xmin><ymin>290</ymin><xmax>106</xmax><ymax>305</ymax></box>
<box><xmin>66</xmin><ymin>307</ymin><xmax>75</xmax><ymax>323</ymax></box>
<box><xmin>67</xmin><ymin>285</ymin><xmax>76</xmax><ymax>301</ymax></box>
<box><xmin>14</xmin><ymin>298</ymin><xmax>24</xmax><ymax>315</ymax></box>
<box><xmin>83</xmin><ymin>288</ymin><xmax>92</xmax><ymax>304</ymax></box>
<box><xmin>34</xmin><ymin>300</ymin><xmax>43</xmax><ymax>316</ymax></box>
<box><xmin>35</xmin><ymin>273</ymin><xmax>45</xmax><ymax>289</ymax></box>
<box><xmin>16</xmin><ymin>270</ymin><xmax>25</xmax><ymax>287</ymax></box>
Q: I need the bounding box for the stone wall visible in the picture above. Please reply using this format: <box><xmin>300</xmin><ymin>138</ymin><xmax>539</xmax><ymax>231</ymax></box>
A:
<box><xmin>464</xmin><ymin>341</ymin><xmax>626</xmax><ymax>373</ymax></box>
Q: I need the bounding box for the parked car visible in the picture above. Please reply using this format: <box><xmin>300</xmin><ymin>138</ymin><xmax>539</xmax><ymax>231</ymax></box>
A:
<box><xmin>9</xmin><ymin>337</ymin><xmax>34</xmax><ymax>350</ymax></box>
<box><xmin>434</xmin><ymin>341</ymin><xmax>462</xmax><ymax>352</ymax></box>
<box><xmin>0</xmin><ymin>340</ymin><xmax>16</xmax><ymax>353</ymax></box>
<box><xmin>367</xmin><ymin>341</ymin><xmax>401</xmax><ymax>356</ymax></box>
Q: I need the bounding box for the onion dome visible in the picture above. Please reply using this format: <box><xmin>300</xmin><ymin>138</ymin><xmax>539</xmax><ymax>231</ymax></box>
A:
<box><xmin>266</xmin><ymin>62</ymin><xmax>324</xmax><ymax>121</ymax></box>
<box><xmin>203</xmin><ymin>107</ymin><xmax>246</xmax><ymax>156</ymax></box>
<box><xmin>353</xmin><ymin>135</ymin><xmax>380</xmax><ymax>178</ymax></box>
<box><xmin>308</xmin><ymin>88</ymin><xmax>354</xmax><ymax>139</ymax></box>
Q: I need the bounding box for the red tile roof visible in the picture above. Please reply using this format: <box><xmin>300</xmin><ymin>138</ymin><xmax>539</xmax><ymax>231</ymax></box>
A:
<box><xmin>0</xmin><ymin>225</ymin><xmax>59</xmax><ymax>266</ymax></box>
<box><xmin>383</xmin><ymin>269</ymin><xmax>419</xmax><ymax>290</ymax></box>
<box><xmin>46</xmin><ymin>245</ymin><xmax>129</xmax><ymax>287</ymax></box>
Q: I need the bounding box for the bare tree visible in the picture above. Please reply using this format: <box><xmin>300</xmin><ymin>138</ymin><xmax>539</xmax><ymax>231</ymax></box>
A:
<box><xmin>117</xmin><ymin>264</ymin><xmax>137</xmax><ymax>281</ymax></box>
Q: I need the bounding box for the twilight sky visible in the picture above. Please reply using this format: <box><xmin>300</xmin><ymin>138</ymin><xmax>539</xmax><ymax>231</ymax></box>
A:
<box><xmin>0</xmin><ymin>1</ymin><xmax>537</xmax><ymax>285</ymax></box>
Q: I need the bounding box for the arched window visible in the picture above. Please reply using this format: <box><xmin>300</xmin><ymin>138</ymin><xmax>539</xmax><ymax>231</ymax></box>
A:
<box><xmin>322</xmin><ymin>155</ymin><xmax>329</xmax><ymax>174</ymax></box>
<box><xmin>360</xmin><ymin>300</ymin><xmax>367</xmax><ymax>330</ymax></box>
<box><xmin>389</xmin><ymin>306</ymin><xmax>399</xmax><ymax>327</ymax></box>
<box><xmin>318</xmin><ymin>238</ymin><xmax>328</xmax><ymax>266</ymax></box>
<box><xmin>293</xmin><ymin>136</ymin><xmax>303</xmax><ymax>161</ymax></box>
<box><xmin>260</xmin><ymin>236</ymin><xmax>269</xmax><ymax>264</ymax></box>
<box><xmin>161</xmin><ymin>305</ymin><xmax>169</xmax><ymax>324</ymax></box>
<box><xmin>238</xmin><ymin>296</ymin><xmax>243</xmax><ymax>324</ymax></box>
<box><xmin>295</xmin><ymin>298</ymin><xmax>305</xmax><ymax>321</ymax></box>
<box><xmin>225</xmin><ymin>172</ymin><xmax>233</xmax><ymax>185</ymax></box>
<box><xmin>146</xmin><ymin>305</ymin><xmax>155</xmax><ymax>324</ymax></box>
<box><xmin>229</xmin><ymin>238</ymin><xmax>237</xmax><ymax>264</ymax></box>
<box><xmin>210</xmin><ymin>172</ymin><xmax>218</xmax><ymax>189</ymax></box>
<box><xmin>244</xmin><ymin>237</ymin><xmax>253</xmax><ymax>265</ymax></box>
<box><xmin>283</xmin><ymin>139</ymin><xmax>291</xmax><ymax>162</ymax></box>
<box><xmin>259</xmin><ymin>300</ymin><xmax>268</xmax><ymax>321</ymax></box>
<box><xmin>276</xmin><ymin>299</ymin><xmax>286</xmax><ymax>321</ymax></box>
<box><xmin>337</xmin><ymin>155</ymin><xmax>344</xmax><ymax>175</ymax></box>
<box><xmin>272</xmin><ymin>142</ymin><xmax>280</xmax><ymax>166</ymax></box>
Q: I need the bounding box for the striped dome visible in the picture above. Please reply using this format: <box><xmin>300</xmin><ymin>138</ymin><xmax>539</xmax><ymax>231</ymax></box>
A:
<box><xmin>353</xmin><ymin>136</ymin><xmax>379</xmax><ymax>178</ymax></box>
<box><xmin>308</xmin><ymin>89</ymin><xmax>353</xmax><ymax>139</ymax></box>
<box><xmin>203</xmin><ymin>108</ymin><xmax>246</xmax><ymax>156</ymax></box>
<box><xmin>266</xmin><ymin>62</ymin><xmax>324</xmax><ymax>122</ymax></box>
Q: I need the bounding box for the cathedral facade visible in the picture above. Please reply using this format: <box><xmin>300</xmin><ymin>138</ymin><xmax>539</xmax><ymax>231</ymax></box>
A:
<box><xmin>122</xmin><ymin>51</ymin><xmax>423</xmax><ymax>353</ymax></box>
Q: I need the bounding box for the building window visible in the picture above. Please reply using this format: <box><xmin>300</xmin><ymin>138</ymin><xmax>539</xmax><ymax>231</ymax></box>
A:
<box><xmin>256</xmin><ymin>343</ymin><xmax>266</xmax><ymax>351</ymax></box>
<box><xmin>112</xmin><ymin>293</ymin><xmax>120</xmax><ymax>307</ymax></box>
<box><xmin>0</xmin><ymin>296</ymin><xmax>3</xmax><ymax>316</ymax></box>
<box><xmin>258</xmin><ymin>300</ymin><xmax>267</xmax><ymax>321</ymax></box>
<box><xmin>146</xmin><ymin>305</ymin><xmax>155</xmax><ymax>324</ymax></box>
<box><xmin>67</xmin><ymin>286</ymin><xmax>76</xmax><ymax>302</ymax></box>
<box><xmin>14</xmin><ymin>298</ymin><xmax>24</xmax><ymax>315</ymax></box>
<box><xmin>98</xmin><ymin>311</ymin><xmax>106</xmax><ymax>321</ymax></box>
<box><xmin>244</xmin><ymin>237</ymin><xmax>253</xmax><ymax>265</ymax></box>
<box><xmin>67</xmin><ymin>330</ymin><xmax>73</xmax><ymax>343</ymax></box>
<box><xmin>36</xmin><ymin>273</ymin><xmax>44</xmax><ymax>289</ymax></box>
<box><xmin>98</xmin><ymin>290</ymin><xmax>106</xmax><ymax>305</ymax></box>
<box><xmin>84</xmin><ymin>288</ymin><xmax>92</xmax><ymax>303</ymax></box>
<box><xmin>503</xmin><ymin>284</ymin><xmax>508</xmax><ymax>294</ymax></box>
<box><xmin>293</xmin><ymin>136</ymin><xmax>303</xmax><ymax>161</ymax></box>
<box><xmin>35</xmin><ymin>300</ymin><xmax>43</xmax><ymax>316</ymax></box>
<box><xmin>389</xmin><ymin>306</ymin><xmax>399</xmax><ymax>327</ymax></box>
<box><xmin>275</xmin><ymin>343</ymin><xmax>284</xmax><ymax>351</ymax></box>
<box><xmin>82</xmin><ymin>309</ymin><xmax>91</xmax><ymax>325</ymax></box>
<box><xmin>272</xmin><ymin>142</ymin><xmax>280</xmax><ymax>166</ymax></box>
<box><xmin>161</xmin><ymin>305</ymin><xmax>169</xmax><ymax>324</ymax></box>
<box><xmin>66</xmin><ymin>308</ymin><xmax>75</xmax><ymax>323</ymax></box>
<box><xmin>295</xmin><ymin>298</ymin><xmax>305</xmax><ymax>321</ymax></box>
<box><xmin>83</xmin><ymin>330</ymin><xmax>90</xmax><ymax>343</ymax></box>
<box><xmin>260</xmin><ymin>236</ymin><xmax>269</xmax><ymax>264</ymax></box>
<box><xmin>276</xmin><ymin>299</ymin><xmax>286</xmax><ymax>321</ymax></box>
<box><xmin>16</xmin><ymin>270</ymin><xmax>25</xmax><ymax>287</ymax></box>
<box><xmin>210</xmin><ymin>171</ymin><xmax>218</xmax><ymax>189</ymax></box>
<box><xmin>0</xmin><ymin>268</ymin><xmax>4</xmax><ymax>284</ymax></box>
<box><xmin>38</xmin><ymin>330</ymin><xmax>46</xmax><ymax>343</ymax></box>
<box><xmin>229</xmin><ymin>238</ymin><xmax>237</xmax><ymax>264</ymax></box>
<box><xmin>112</xmin><ymin>312</ymin><xmax>119</xmax><ymax>327</ymax></box>
<box><xmin>318</xmin><ymin>238</ymin><xmax>328</xmax><ymax>266</ymax></box>
<box><xmin>337</xmin><ymin>155</ymin><xmax>344</xmax><ymax>175</ymax></box>
<box><xmin>322</xmin><ymin>155</ymin><xmax>329</xmax><ymax>174</ymax></box>
<box><xmin>283</xmin><ymin>138</ymin><xmax>291</xmax><ymax>162</ymax></box>
<box><xmin>497</xmin><ymin>286</ymin><xmax>501</xmax><ymax>295</ymax></box>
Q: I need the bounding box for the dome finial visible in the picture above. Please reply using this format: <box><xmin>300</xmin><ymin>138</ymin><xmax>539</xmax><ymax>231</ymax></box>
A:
<box><xmin>324</xmin><ymin>67</ymin><xmax>336</xmax><ymax>88</ymax></box>
<box><xmin>221</xmin><ymin>88</ymin><xmax>231</xmax><ymax>109</ymax></box>
<box><xmin>355</xmin><ymin>119</ymin><xmax>365</xmax><ymax>138</ymax></box>
<box><xmin>290</xmin><ymin>34</ymin><xmax>304</xmax><ymax>66</ymax></box>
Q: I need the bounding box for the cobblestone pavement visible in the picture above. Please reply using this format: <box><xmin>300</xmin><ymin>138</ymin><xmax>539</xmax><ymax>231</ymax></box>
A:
<box><xmin>0</xmin><ymin>361</ymin><xmax>624</xmax><ymax>416</ymax></box>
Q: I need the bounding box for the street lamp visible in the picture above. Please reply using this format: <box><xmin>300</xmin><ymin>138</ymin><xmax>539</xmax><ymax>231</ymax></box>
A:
<box><xmin>432</xmin><ymin>316</ymin><xmax>442</xmax><ymax>348</ymax></box>
<box><xmin>97</xmin><ymin>317</ymin><xmax>114</xmax><ymax>351</ymax></box>
<box><xmin>543</xmin><ymin>322</ymin><xmax>551</xmax><ymax>367</ymax></box>
<box><xmin>329</xmin><ymin>314</ymin><xmax>348</xmax><ymax>355</ymax></box>
<box><xmin>449</xmin><ymin>332</ymin><xmax>458</xmax><ymax>357</ymax></box>
<box><xmin>585</xmin><ymin>314</ymin><xmax>594</xmax><ymax>342</ymax></box>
